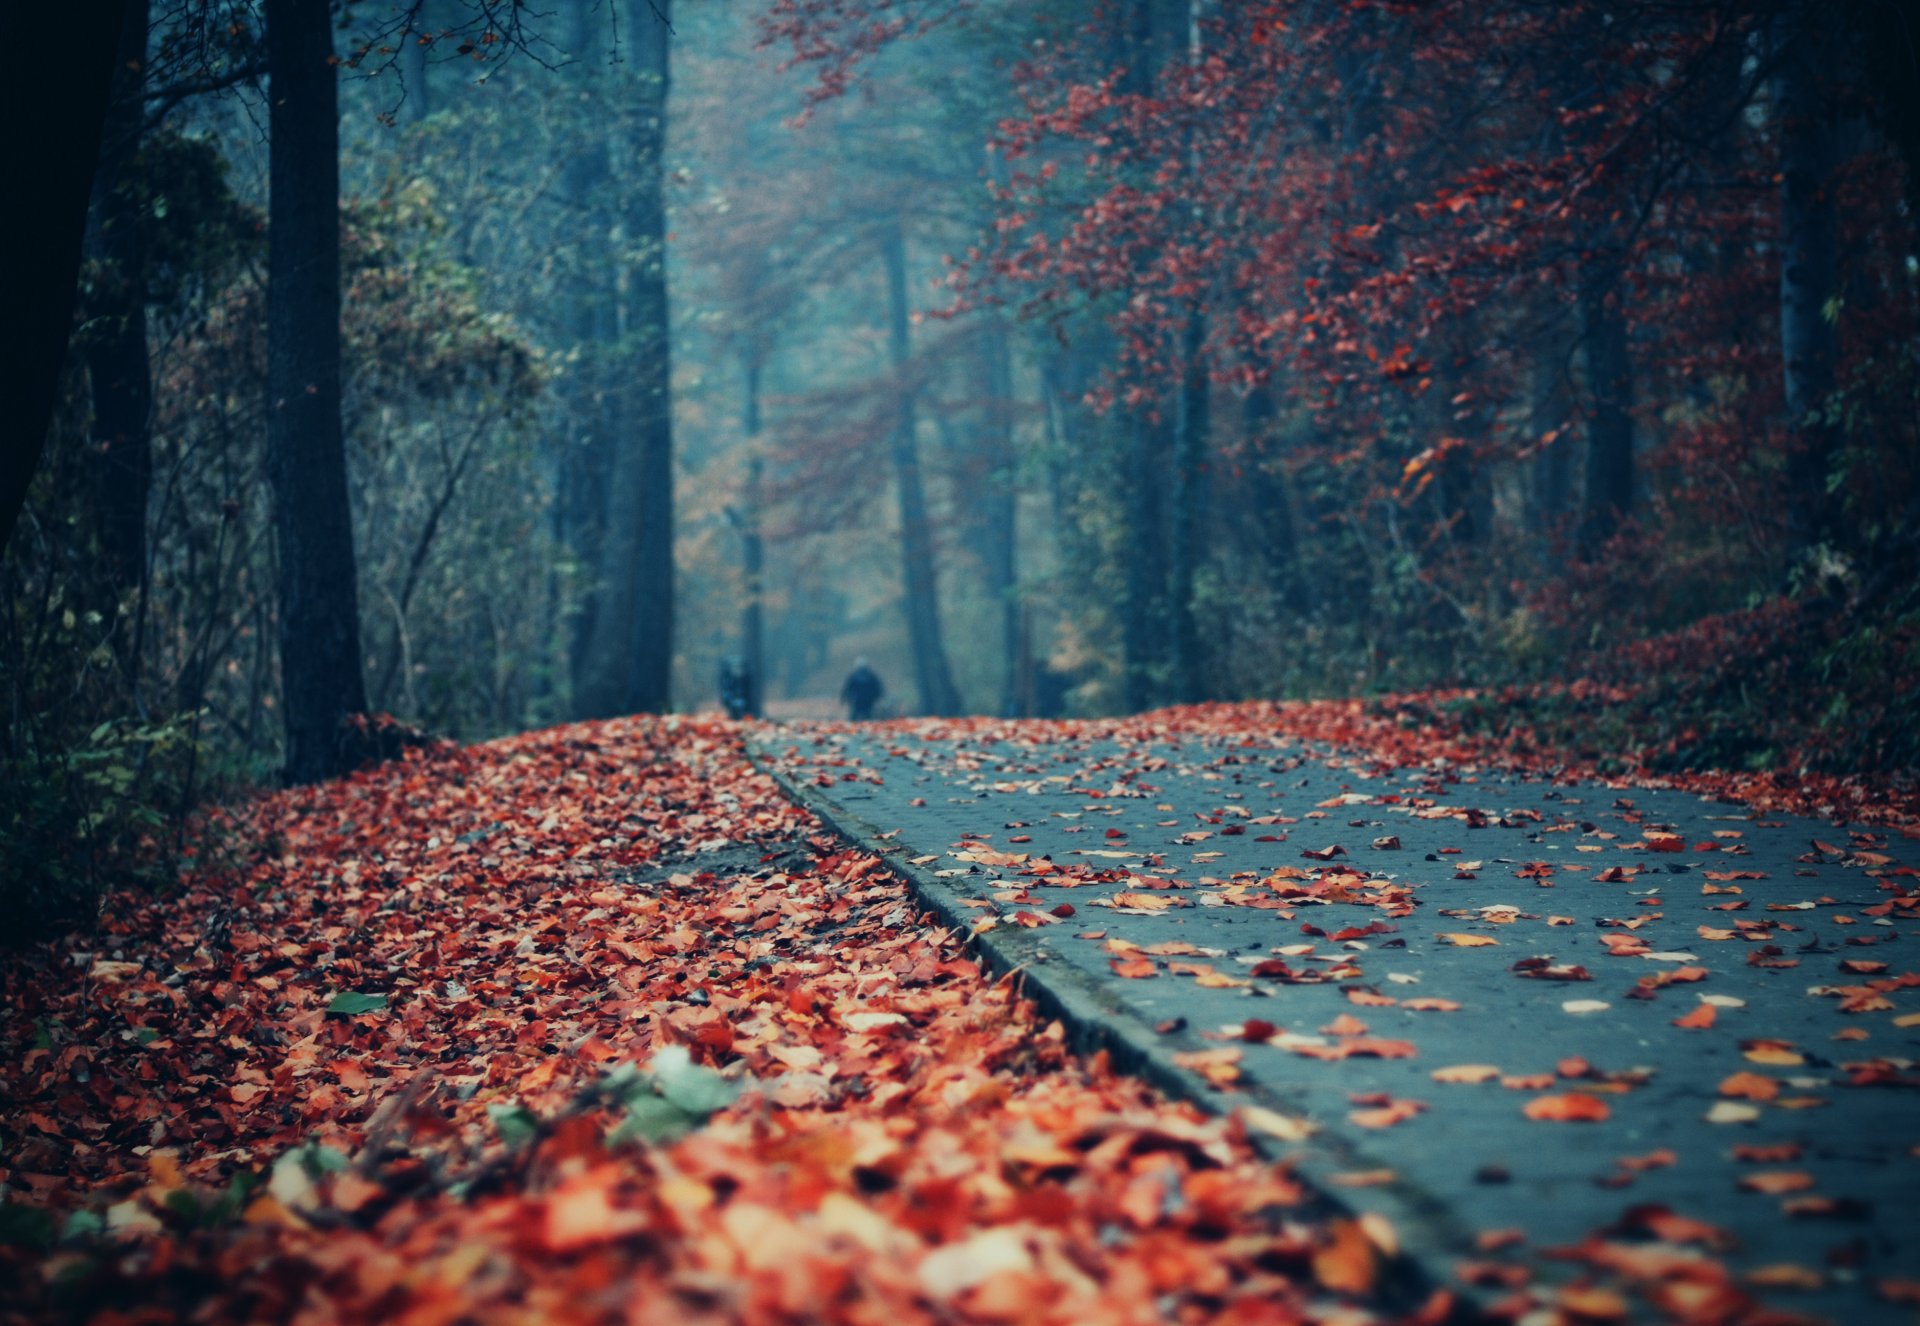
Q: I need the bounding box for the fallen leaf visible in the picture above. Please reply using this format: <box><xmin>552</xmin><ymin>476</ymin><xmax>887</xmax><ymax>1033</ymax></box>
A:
<box><xmin>1523</xmin><ymin>1092</ymin><xmax>1611</xmax><ymax>1122</ymax></box>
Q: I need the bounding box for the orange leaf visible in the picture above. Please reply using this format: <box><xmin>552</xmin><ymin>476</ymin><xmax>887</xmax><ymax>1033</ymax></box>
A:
<box><xmin>1737</xmin><ymin>1170</ymin><xmax>1815</xmax><ymax>1194</ymax></box>
<box><xmin>1312</xmin><ymin>1219</ymin><xmax>1376</xmax><ymax>1294</ymax></box>
<box><xmin>1718</xmin><ymin>1071</ymin><xmax>1780</xmax><ymax>1102</ymax></box>
<box><xmin>1523</xmin><ymin>1092</ymin><xmax>1611</xmax><ymax>1122</ymax></box>
<box><xmin>1438</xmin><ymin>933</ymin><xmax>1498</xmax><ymax>947</ymax></box>
<box><xmin>1671</xmin><ymin>1004</ymin><xmax>1717</xmax><ymax>1030</ymax></box>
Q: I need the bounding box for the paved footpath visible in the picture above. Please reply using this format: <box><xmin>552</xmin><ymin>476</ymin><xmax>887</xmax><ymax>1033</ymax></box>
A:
<box><xmin>756</xmin><ymin>719</ymin><xmax>1920</xmax><ymax>1323</ymax></box>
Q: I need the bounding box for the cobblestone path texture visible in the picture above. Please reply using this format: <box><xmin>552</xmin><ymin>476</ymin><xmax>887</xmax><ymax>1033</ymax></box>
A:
<box><xmin>758</xmin><ymin>719</ymin><xmax>1920</xmax><ymax>1322</ymax></box>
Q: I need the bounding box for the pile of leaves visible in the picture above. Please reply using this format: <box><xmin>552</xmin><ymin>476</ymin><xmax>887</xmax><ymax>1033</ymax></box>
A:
<box><xmin>1431</xmin><ymin>585</ymin><xmax>1920</xmax><ymax>780</ymax></box>
<box><xmin>0</xmin><ymin>716</ymin><xmax>1416</xmax><ymax>1325</ymax></box>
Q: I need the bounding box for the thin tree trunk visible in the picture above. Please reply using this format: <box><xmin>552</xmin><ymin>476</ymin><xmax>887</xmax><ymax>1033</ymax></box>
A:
<box><xmin>402</xmin><ymin>8</ymin><xmax>431</xmax><ymax>123</ymax></box>
<box><xmin>1775</xmin><ymin>3</ymin><xmax>1842</xmax><ymax>558</ymax></box>
<box><xmin>84</xmin><ymin>0</ymin><xmax>153</xmax><ymax>624</ymax></box>
<box><xmin>741</xmin><ymin>351</ymin><xmax>765</xmax><ymax>718</ymax></box>
<box><xmin>0</xmin><ymin>0</ymin><xmax>128</xmax><ymax>554</ymax></box>
<box><xmin>882</xmin><ymin>219</ymin><xmax>962</xmax><ymax>716</ymax></box>
<box><xmin>622</xmin><ymin>0</ymin><xmax>674</xmax><ymax>713</ymax></box>
<box><xmin>265</xmin><ymin>0</ymin><xmax>369</xmax><ymax>784</ymax></box>
<box><xmin>1577</xmin><ymin>264</ymin><xmax>1634</xmax><ymax>557</ymax></box>
<box><xmin>1122</xmin><ymin>409</ymin><xmax>1170</xmax><ymax>713</ymax></box>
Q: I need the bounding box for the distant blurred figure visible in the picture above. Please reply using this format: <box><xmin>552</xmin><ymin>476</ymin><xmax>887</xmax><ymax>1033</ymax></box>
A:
<box><xmin>718</xmin><ymin>655</ymin><xmax>751</xmax><ymax>720</ymax></box>
<box><xmin>841</xmin><ymin>658</ymin><xmax>884</xmax><ymax>721</ymax></box>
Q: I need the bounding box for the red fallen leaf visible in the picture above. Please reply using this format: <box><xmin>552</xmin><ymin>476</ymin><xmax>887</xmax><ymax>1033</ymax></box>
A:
<box><xmin>1348</xmin><ymin>1098</ymin><xmax>1427</xmax><ymax>1129</ymax></box>
<box><xmin>1737</xmin><ymin>1170</ymin><xmax>1816</xmax><ymax>1194</ymax></box>
<box><xmin>1733</xmin><ymin>1143</ymin><xmax>1803</xmax><ymax>1163</ymax></box>
<box><xmin>1718</xmin><ymin>1071</ymin><xmax>1781</xmax><ymax>1101</ymax></box>
<box><xmin>1511</xmin><ymin>957</ymin><xmax>1591</xmax><ymax>981</ymax></box>
<box><xmin>1596</xmin><ymin>867</ymin><xmax>1634</xmax><ymax>883</ymax></box>
<box><xmin>1840</xmin><ymin>959</ymin><xmax>1889</xmax><ymax>974</ymax></box>
<box><xmin>1617</xmin><ymin>1148</ymin><xmax>1677</xmax><ymax>1173</ymax></box>
<box><xmin>1249</xmin><ymin>958</ymin><xmax>1294</xmax><ymax>978</ymax></box>
<box><xmin>1241</xmin><ymin>1019</ymin><xmax>1280</xmax><ymax>1042</ymax></box>
<box><xmin>1556</xmin><ymin>1057</ymin><xmax>1593</xmax><ymax>1079</ymax></box>
<box><xmin>1312</xmin><ymin>1219</ymin><xmax>1377</xmax><ymax>1294</ymax></box>
<box><xmin>1643</xmin><ymin>832</ymin><xmax>1686</xmax><ymax>852</ymax></box>
<box><xmin>1104</xmin><ymin>828</ymin><xmax>1126</xmax><ymax>838</ymax></box>
<box><xmin>1110</xmin><ymin>957</ymin><xmax>1158</xmax><ymax>979</ymax></box>
<box><xmin>1049</xmin><ymin>903</ymin><xmax>1075</xmax><ymax>917</ymax></box>
<box><xmin>1301</xmin><ymin>844</ymin><xmax>1347</xmax><ymax>860</ymax></box>
<box><xmin>1618</xmin><ymin>1205</ymin><xmax>1737</xmax><ymax>1250</ymax></box>
<box><xmin>1601</xmin><ymin>935</ymin><xmax>1650</xmax><ymax>956</ymax></box>
<box><xmin>1671</xmin><ymin>1004</ymin><xmax>1717</xmax><ymax>1030</ymax></box>
<box><xmin>1172</xmin><ymin>1047</ymin><xmax>1243</xmax><ymax>1086</ymax></box>
<box><xmin>1346</xmin><ymin>988</ymin><xmax>1398</xmax><ymax>1007</ymax></box>
<box><xmin>1558</xmin><ymin>1287</ymin><xmax>1631</xmax><ymax>1319</ymax></box>
<box><xmin>1501</xmin><ymin>1074</ymin><xmax>1555</xmax><ymax>1091</ymax></box>
<box><xmin>541</xmin><ymin>1167</ymin><xmax>648</xmax><ymax>1253</ymax></box>
<box><xmin>1879</xmin><ymin>1278</ymin><xmax>1920</xmax><ymax>1304</ymax></box>
<box><xmin>1523</xmin><ymin>1092</ymin><xmax>1610</xmax><ymax>1122</ymax></box>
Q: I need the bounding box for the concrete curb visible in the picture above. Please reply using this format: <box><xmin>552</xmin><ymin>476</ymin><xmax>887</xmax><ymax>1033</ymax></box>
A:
<box><xmin>748</xmin><ymin>732</ymin><xmax>1494</xmax><ymax>1320</ymax></box>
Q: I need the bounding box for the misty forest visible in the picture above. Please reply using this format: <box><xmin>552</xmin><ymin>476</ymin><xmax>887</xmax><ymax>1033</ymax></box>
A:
<box><xmin>5</xmin><ymin>0</ymin><xmax>1920</xmax><ymax>1321</ymax></box>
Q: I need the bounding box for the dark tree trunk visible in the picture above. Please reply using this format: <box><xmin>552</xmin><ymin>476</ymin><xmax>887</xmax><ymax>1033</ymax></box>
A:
<box><xmin>1529</xmin><ymin>328</ymin><xmax>1574</xmax><ymax>546</ymax></box>
<box><xmin>741</xmin><ymin>352</ymin><xmax>765</xmax><ymax>718</ymax></box>
<box><xmin>1775</xmin><ymin>4</ymin><xmax>1842</xmax><ymax>558</ymax></box>
<box><xmin>562</xmin><ymin>0</ymin><xmax>619</xmax><ymax>712</ymax></box>
<box><xmin>621</xmin><ymin>0</ymin><xmax>674</xmax><ymax>713</ymax></box>
<box><xmin>1241</xmin><ymin>361</ymin><xmax>1309</xmax><ymax>617</ymax></box>
<box><xmin>1577</xmin><ymin>264</ymin><xmax>1634</xmax><ymax>557</ymax></box>
<box><xmin>0</xmin><ymin>0</ymin><xmax>128</xmax><ymax>555</ymax></box>
<box><xmin>882</xmin><ymin>219</ymin><xmax>962</xmax><ymax>716</ymax></box>
<box><xmin>265</xmin><ymin>0</ymin><xmax>369</xmax><ymax>784</ymax></box>
<box><xmin>83</xmin><ymin>0</ymin><xmax>153</xmax><ymax>620</ymax></box>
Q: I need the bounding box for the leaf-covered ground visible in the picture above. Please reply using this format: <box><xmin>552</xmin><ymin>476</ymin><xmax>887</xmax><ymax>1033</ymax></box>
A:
<box><xmin>4</xmin><ymin>700</ymin><xmax>1915</xmax><ymax>1325</ymax></box>
<box><xmin>0</xmin><ymin>715</ymin><xmax>1421</xmax><ymax>1325</ymax></box>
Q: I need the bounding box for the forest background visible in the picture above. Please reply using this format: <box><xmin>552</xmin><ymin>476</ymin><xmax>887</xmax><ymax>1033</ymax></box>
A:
<box><xmin>5</xmin><ymin>0</ymin><xmax>1919</xmax><ymax>935</ymax></box>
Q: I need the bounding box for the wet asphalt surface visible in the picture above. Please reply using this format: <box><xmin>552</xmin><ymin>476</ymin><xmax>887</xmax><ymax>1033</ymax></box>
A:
<box><xmin>763</xmin><ymin>721</ymin><xmax>1920</xmax><ymax>1322</ymax></box>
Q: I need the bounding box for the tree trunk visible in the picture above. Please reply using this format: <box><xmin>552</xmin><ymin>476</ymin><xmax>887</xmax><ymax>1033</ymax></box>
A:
<box><xmin>1775</xmin><ymin>3</ymin><xmax>1842</xmax><ymax>558</ymax></box>
<box><xmin>621</xmin><ymin>0</ymin><xmax>674</xmax><ymax>713</ymax></box>
<box><xmin>83</xmin><ymin>0</ymin><xmax>153</xmax><ymax>620</ymax></box>
<box><xmin>882</xmin><ymin>219</ymin><xmax>962</xmax><ymax>716</ymax></box>
<box><xmin>1529</xmin><ymin>328</ymin><xmax>1574</xmax><ymax>547</ymax></box>
<box><xmin>0</xmin><ymin>0</ymin><xmax>128</xmax><ymax>555</ymax></box>
<box><xmin>1122</xmin><ymin>409</ymin><xmax>1170</xmax><ymax>713</ymax></box>
<box><xmin>265</xmin><ymin>0</ymin><xmax>369</xmax><ymax>784</ymax></box>
<box><xmin>741</xmin><ymin>351</ymin><xmax>765</xmax><ymax>718</ymax></box>
<box><xmin>1577</xmin><ymin>264</ymin><xmax>1634</xmax><ymax>557</ymax></box>
<box><xmin>562</xmin><ymin>0</ymin><xmax>620</xmax><ymax>713</ymax></box>
<box><xmin>402</xmin><ymin>10</ymin><xmax>431</xmax><ymax>123</ymax></box>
